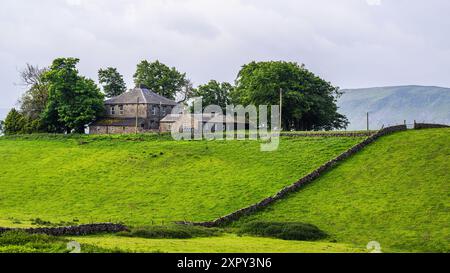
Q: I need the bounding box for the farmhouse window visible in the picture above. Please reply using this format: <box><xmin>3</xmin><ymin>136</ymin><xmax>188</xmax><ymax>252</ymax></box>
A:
<box><xmin>119</xmin><ymin>105</ymin><xmax>124</xmax><ymax>115</ymax></box>
<box><xmin>111</xmin><ymin>106</ymin><xmax>115</xmax><ymax>115</ymax></box>
<box><xmin>152</xmin><ymin>106</ymin><xmax>157</xmax><ymax>115</ymax></box>
<box><xmin>161</xmin><ymin>106</ymin><xmax>166</xmax><ymax>115</ymax></box>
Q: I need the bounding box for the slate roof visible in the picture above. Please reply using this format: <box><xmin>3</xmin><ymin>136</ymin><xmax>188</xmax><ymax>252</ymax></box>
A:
<box><xmin>159</xmin><ymin>114</ymin><xmax>183</xmax><ymax>123</ymax></box>
<box><xmin>104</xmin><ymin>88</ymin><xmax>177</xmax><ymax>106</ymax></box>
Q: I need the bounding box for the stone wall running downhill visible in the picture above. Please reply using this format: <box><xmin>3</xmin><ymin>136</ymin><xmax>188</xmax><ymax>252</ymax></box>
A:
<box><xmin>188</xmin><ymin>125</ymin><xmax>408</xmax><ymax>227</ymax></box>
<box><xmin>0</xmin><ymin>223</ymin><xmax>128</xmax><ymax>236</ymax></box>
<box><xmin>414</xmin><ymin>123</ymin><xmax>449</xmax><ymax>130</ymax></box>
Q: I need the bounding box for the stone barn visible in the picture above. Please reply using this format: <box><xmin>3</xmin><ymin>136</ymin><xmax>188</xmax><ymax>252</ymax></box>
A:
<box><xmin>159</xmin><ymin>113</ymin><xmax>248</xmax><ymax>133</ymax></box>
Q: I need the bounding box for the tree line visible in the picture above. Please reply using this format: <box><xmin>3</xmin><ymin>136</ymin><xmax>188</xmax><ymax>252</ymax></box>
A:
<box><xmin>1</xmin><ymin>58</ymin><xmax>348</xmax><ymax>135</ymax></box>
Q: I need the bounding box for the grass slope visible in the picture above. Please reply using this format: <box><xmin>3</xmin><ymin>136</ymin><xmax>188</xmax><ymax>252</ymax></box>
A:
<box><xmin>236</xmin><ymin>129</ymin><xmax>450</xmax><ymax>252</ymax></box>
<box><xmin>71</xmin><ymin>234</ymin><xmax>363</xmax><ymax>253</ymax></box>
<box><xmin>0</xmin><ymin>134</ymin><xmax>363</xmax><ymax>226</ymax></box>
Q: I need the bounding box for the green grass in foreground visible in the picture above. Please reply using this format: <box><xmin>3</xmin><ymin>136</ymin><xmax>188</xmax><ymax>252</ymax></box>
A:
<box><xmin>117</xmin><ymin>224</ymin><xmax>221</xmax><ymax>239</ymax></box>
<box><xmin>70</xmin><ymin>234</ymin><xmax>364</xmax><ymax>253</ymax></box>
<box><xmin>235</xmin><ymin>129</ymin><xmax>450</xmax><ymax>252</ymax></box>
<box><xmin>0</xmin><ymin>230</ymin><xmax>114</xmax><ymax>253</ymax></box>
<box><xmin>0</xmin><ymin>134</ymin><xmax>363</xmax><ymax>226</ymax></box>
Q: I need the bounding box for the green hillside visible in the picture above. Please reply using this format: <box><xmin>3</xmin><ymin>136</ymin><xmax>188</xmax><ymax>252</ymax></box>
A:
<box><xmin>235</xmin><ymin>129</ymin><xmax>450</xmax><ymax>252</ymax></box>
<box><xmin>0</xmin><ymin>134</ymin><xmax>363</xmax><ymax>226</ymax></box>
<box><xmin>338</xmin><ymin>85</ymin><xmax>450</xmax><ymax>130</ymax></box>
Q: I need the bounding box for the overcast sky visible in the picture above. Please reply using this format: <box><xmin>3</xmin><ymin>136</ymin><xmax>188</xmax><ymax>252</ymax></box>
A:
<box><xmin>1</xmin><ymin>0</ymin><xmax>450</xmax><ymax>109</ymax></box>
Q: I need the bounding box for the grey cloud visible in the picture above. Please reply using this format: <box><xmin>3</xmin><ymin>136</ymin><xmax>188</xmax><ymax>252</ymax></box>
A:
<box><xmin>0</xmin><ymin>0</ymin><xmax>449</xmax><ymax>113</ymax></box>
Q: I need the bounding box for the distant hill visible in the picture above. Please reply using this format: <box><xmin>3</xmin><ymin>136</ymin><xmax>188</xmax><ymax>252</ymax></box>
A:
<box><xmin>337</xmin><ymin>85</ymin><xmax>450</xmax><ymax>130</ymax></box>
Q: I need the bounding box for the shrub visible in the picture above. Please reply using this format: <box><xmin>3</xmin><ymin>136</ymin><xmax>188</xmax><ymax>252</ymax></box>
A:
<box><xmin>0</xmin><ymin>230</ymin><xmax>61</xmax><ymax>246</ymax></box>
<box><xmin>238</xmin><ymin>221</ymin><xmax>327</xmax><ymax>241</ymax></box>
<box><xmin>3</xmin><ymin>109</ymin><xmax>26</xmax><ymax>135</ymax></box>
<box><xmin>78</xmin><ymin>244</ymin><xmax>124</xmax><ymax>253</ymax></box>
<box><xmin>0</xmin><ymin>230</ymin><xmax>120</xmax><ymax>253</ymax></box>
<box><xmin>0</xmin><ymin>230</ymin><xmax>69</xmax><ymax>253</ymax></box>
<box><xmin>30</xmin><ymin>218</ymin><xmax>53</xmax><ymax>226</ymax></box>
<box><xmin>117</xmin><ymin>224</ymin><xmax>220</xmax><ymax>239</ymax></box>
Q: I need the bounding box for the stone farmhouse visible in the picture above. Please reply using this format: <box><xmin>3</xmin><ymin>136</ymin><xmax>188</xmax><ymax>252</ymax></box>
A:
<box><xmin>89</xmin><ymin>87</ymin><xmax>250</xmax><ymax>135</ymax></box>
<box><xmin>89</xmin><ymin>87</ymin><xmax>177</xmax><ymax>134</ymax></box>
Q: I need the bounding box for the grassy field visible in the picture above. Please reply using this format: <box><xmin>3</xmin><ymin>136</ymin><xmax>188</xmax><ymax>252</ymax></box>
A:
<box><xmin>70</xmin><ymin>234</ymin><xmax>363</xmax><ymax>253</ymax></box>
<box><xmin>0</xmin><ymin>134</ymin><xmax>363</xmax><ymax>226</ymax></box>
<box><xmin>0</xmin><ymin>129</ymin><xmax>447</xmax><ymax>253</ymax></box>
<box><xmin>235</xmin><ymin>129</ymin><xmax>450</xmax><ymax>252</ymax></box>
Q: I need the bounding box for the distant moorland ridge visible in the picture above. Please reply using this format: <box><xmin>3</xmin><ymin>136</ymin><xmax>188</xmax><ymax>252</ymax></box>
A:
<box><xmin>338</xmin><ymin>85</ymin><xmax>450</xmax><ymax>130</ymax></box>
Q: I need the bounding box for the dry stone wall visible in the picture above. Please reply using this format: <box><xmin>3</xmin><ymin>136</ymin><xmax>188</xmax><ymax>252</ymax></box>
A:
<box><xmin>414</xmin><ymin>123</ymin><xmax>449</xmax><ymax>130</ymax></box>
<box><xmin>0</xmin><ymin>223</ymin><xmax>128</xmax><ymax>236</ymax></box>
<box><xmin>189</xmin><ymin>125</ymin><xmax>407</xmax><ymax>227</ymax></box>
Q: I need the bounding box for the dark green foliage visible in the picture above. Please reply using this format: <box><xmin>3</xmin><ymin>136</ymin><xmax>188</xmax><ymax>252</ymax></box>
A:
<box><xmin>133</xmin><ymin>60</ymin><xmax>189</xmax><ymax>100</ymax></box>
<box><xmin>193</xmin><ymin>80</ymin><xmax>233</xmax><ymax>112</ymax></box>
<box><xmin>79</xmin><ymin>244</ymin><xmax>125</xmax><ymax>253</ymax></box>
<box><xmin>29</xmin><ymin>218</ymin><xmax>80</xmax><ymax>227</ymax></box>
<box><xmin>238</xmin><ymin>221</ymin><xmax>327</xmax><ymax>241</ymax></box>
<box><xmin>0</xmin><ymin>230</ymin><xmax>67</xmax><ymax>253</ymax></box>
<box><xmin>0</xmin><ymin>230</ymin><xmax>120</xmax><ymax>253</ymax></box>
<box><xmin>117</xmin><ymin>225</ymin><xmax>221</xmax><ymax>239</ymax></box>
<box><xmin>2</xmin><ymin>109</ymin><xmax>46</xmax><ymax>135</ymax></box>
<box><xmin>3</xmin><ymin>109</ymin><xmax>25</xmax><ymax>135</ymax></box>
<box><xmin>30</xmin><ymin>218</ymin><xmax>53</xmax><ymax>226</ymax></box>
<box><xmin>98</xmin><ymin>67</ymin><xmax>127</xmax><ymax>98</ymax></box>
<box><xmin>0</xmin><ymin>230</ymin><xmax>62</xmax><ymax>246</ymax></box>
<box><xmin>42</xmin><ymin>58</ymin><xmax>105</xmax><ymax>133</ymax></box>
<box><xmin>231</xmin><ymin>61</ymin><xmax>348</xmax><ymax>131</ymax></box>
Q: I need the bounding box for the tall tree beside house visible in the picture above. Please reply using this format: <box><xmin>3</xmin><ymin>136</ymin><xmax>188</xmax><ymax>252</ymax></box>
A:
<box><xmin>133</xmin><ymin>60</ymin><xmax>189</xmax><ymax>100</ymax></box>
<box><xmin>42</xmin><ymin>58</ymin><xmax>104</xmax><ymax>133</ymax></box>
<box><xmin>231</xmin><ymin>61</ymin><xmax>348</xmax><ymax>131</ymax></box>
<box><xmin>194</xmin><ymin>80</ymin><xmax>233</xmax><ymax>112</ymax></box>
<box><xmin>98</xmin><ymin>67</ymin><xmax>127</xmax><ymax>98</ymax></box>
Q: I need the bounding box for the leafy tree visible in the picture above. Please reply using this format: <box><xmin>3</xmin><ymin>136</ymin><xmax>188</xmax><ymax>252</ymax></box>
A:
<box><xmin>133</xmin><ymin>60</ymin><xmax>189</xmax><ymax>100</ymax></box>
<box><xmin>194</xmin><ymin>80</ymin><xmax>233</xmax><ymax>112</ymax></box>
<box><xmin>3</xmin><ymin>108</ymin><xmax>26</xmax><ymax>135</ymax></box>
<box><xmin>232</xmin><ymin>61</ymin><xmax>348</xmax><ymax>131</ymax></box>
<box><xmin>98</xmin><ymin>67</ymin><xmax>127</xmax><ymax>98</ymax></box>
<box><xmin>42</xmin><ymin>58</ymin><xmax>105</xmax><ymax>133</ymax></box>
<box><xmin>18</xmin><ymin>64</ymin><xmax>49</xmax><ymax>120</ymax></box>
<box><xmin>176</xmin><ymin>79</ymin><xmax>195</xmax><ymax>103</ymax></box>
